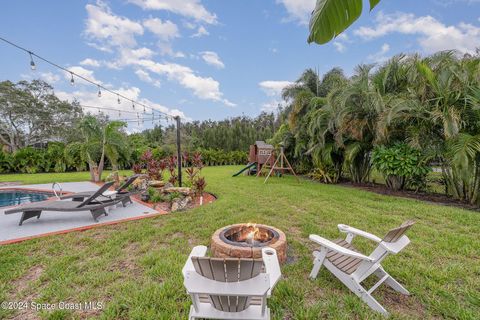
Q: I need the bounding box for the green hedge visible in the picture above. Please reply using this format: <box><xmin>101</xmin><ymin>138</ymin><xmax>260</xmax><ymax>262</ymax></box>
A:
<box><xmin>0</xmin><ymin>146</ymin><xmax>248</xmax><ymax>174</ymax></box>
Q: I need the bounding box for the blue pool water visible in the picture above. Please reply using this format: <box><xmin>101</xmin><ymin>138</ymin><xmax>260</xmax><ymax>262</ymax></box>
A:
<box><xmin>0</xmin><ymin>190</ymin><xmax>52</xmax><ymax>208</ymax></box>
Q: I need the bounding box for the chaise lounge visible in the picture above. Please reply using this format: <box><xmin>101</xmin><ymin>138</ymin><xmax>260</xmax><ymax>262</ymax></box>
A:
<box><xmin>59</xmin><ymin>174</ymin><xmax>140</xmax><ymax>207</ymax></box>
<box><xmin>5</xmin><ymin>181</ymin><xmax>120</xmax><ymax>225</ymax></box>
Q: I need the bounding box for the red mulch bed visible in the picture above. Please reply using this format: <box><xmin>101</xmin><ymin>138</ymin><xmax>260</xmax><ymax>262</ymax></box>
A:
<box><xmin>339</xmin><ymin>181</ymin><xmax>479</xmax><ymax>212</ymax></box>
<box><xmin>132</xmin><ymin>192</ymin><xmax>216</xmax><ymax>212</ymax></box>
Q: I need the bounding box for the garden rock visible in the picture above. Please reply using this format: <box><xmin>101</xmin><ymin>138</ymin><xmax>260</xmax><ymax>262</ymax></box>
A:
<box><xmin>149</xmin><ymin>180</ymin><xmax>165</xmax><ymax>187</ymax></box>
<box><xmin>163</xmin><ymin>187</ymin><xmax>193</xmax><ymax>196</ymax></box>
<box><xmin>171</xmin><ymin>196</ymin><xmax>192</xmax><ymax>212</ymax></box>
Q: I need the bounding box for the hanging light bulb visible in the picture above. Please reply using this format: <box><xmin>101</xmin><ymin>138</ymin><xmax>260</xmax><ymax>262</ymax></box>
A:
<box><xmin>97</xmin><ymin>85</ymin><xmax>102</xmax><ymax>98</ymax></box>
<box><xmin>117</xmin><ymin>95</ymin><xmax>121</xmax><ymax>104</ymax></box>
<box><xmin>28</xmin><ymin>51</ymin><xmax>36</xmax><ymax>70</ymax></box>
<box><xmin>132</xmin><ymin>101</ymin><xmax>135</xmax><ymax>110</ymax></box>
<box><xmin>143</xmin><ymin>106</ymin><xmax>146</xmax><ymax>113</ymax></box>
<box><xmin>70</xmin><ymin>72</ymin><xmax>75</xmax><ymax>85</ymax></box>
<box><xmin>136</xmin><ymin>112</ymin><xmax>139</xmax><ymax>118</ymax></box>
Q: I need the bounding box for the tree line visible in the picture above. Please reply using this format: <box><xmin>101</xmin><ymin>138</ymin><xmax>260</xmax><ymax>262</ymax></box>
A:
<box><xmin>0</xmin><ymin>79</ymin><xmax>278</xmax><ymax>180</ymax></box>
<box><xmin>271</xmin><ymin>50</ymin><xmax>480</xmax><ymax>204</ymax></box>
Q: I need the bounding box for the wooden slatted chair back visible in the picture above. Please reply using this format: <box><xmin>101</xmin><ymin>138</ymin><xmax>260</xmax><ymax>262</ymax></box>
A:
<box><xmin>191</xmin><ymin>257</ymin><xmax>264</xmax><ymax>312</ymax></box>
<box><xmin>382</xmin><ymin>220</ymin><xmax>415</xmax><ymax>243</ymax></box>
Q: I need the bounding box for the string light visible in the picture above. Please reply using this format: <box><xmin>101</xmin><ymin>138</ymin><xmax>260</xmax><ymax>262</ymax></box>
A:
<box><xmin>28</xmin><ymin>51</ymin><xmax>36</xmax><ymax>70</ymax></box>
<box><xmin>0</xmin><ymin>36</ymin><xmax>176</xmax><ymax>122</ymax></box>
<box><xmin>117</xmin><ymin>95</ymin><xmax>121</xmax><ymax>104</ymax></box>
<box><xmin>143</xmin><ymin>106</ymin><xmax>146</xmax><ymax>113</ymax></box>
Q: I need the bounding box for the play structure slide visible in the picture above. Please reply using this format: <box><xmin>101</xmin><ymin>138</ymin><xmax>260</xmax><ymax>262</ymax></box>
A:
<box><xmin>232</xmin><ymin>162</ymin><xmax>257</xmax><ymax>177</ymax></box>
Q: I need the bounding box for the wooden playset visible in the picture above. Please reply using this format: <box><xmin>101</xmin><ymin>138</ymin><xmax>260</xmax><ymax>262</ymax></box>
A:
<box><xmin>233</xmin><ymin>141</ymin><xmax>298</xmax><ymax>183</ymax></box>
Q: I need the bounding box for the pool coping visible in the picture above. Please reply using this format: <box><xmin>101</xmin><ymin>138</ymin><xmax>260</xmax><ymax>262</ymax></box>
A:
<box><xmin>0</xmin><ymin>185</ymin><xmax>167</xmax><ymax>246</ymax></box>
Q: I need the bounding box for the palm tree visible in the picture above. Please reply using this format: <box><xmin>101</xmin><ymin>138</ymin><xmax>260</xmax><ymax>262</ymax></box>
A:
<box><xmin>103</xmin><ymin>120</ymin><xmax>129</xmax><ymax>182</ymax></box>
<box><xmin>78</xmin><ymin>116</ymin><xmax>128</xmax><ymax>182</ymax></box>
<box><xmin>78</xmin><ymin>116</ymin><xmax>103</xmax><ymax>182</ymax></box>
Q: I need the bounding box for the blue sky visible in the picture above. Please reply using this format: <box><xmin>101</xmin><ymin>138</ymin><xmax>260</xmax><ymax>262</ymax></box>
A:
<box><xmin>1</xmin><ymin>0</ymin><xmax>480</xmax><ymax>130</ymax></box>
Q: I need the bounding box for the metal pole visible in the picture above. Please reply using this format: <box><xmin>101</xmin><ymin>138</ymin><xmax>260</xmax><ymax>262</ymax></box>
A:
<box><xmin>175</xmin><ymin>116</ymin><xmax>182</xmax><ymax>187</ymax></box>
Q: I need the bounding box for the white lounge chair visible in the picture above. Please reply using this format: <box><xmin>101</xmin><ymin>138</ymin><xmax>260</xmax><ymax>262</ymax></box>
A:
<box><xmin>182</xmin><ymin>245</ymin><xmax>281</xmax><ymax>320</ymax></box>
<box><xmin>309</xmin><ymin>221</ymin><xmax>415</xmax><ymax>316</ymax></box>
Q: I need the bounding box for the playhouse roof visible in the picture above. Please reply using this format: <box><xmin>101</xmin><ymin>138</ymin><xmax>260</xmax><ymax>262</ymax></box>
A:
<box><xmin>255</xmin><ymin>141</ymin><xmax>273</xmax><ymax>149</ymax></box>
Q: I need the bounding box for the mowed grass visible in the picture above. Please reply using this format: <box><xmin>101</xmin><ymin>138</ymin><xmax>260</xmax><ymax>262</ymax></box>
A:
<box><xmin>0</xmin><ymin>166</ymin><xmax>479</xmax><ymax>319</ymax></box>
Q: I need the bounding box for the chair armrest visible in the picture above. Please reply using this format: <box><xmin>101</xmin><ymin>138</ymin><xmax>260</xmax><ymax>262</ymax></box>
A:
<box><xmin>182</xmin><ymin>245</ymin><xmax>207</xmax><ymax>276</ymax></box>
<box><xmin>309</xmin><ymin>235</ymin><xmax>373</xmax><ymax>261</ymax></box>
<box><xmin>262</xmin><ymin>247</ymin><xmax>281</xmax><ymax>295</ymax></box>
<box><xmin>338</xmin><ymin>224</ymin><xmax>382</xmax><ymax>243</ymax></box>
<box><xmin>381</xmin><ymin>235</ymin><xmax>410</xmax><ymax>254</ymax></box>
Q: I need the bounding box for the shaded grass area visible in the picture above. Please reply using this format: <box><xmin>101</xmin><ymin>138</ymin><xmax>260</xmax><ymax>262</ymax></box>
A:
<box><xmin>0</xmin><ymin>166</ymin><xmax>479</xmax><ymax>319</ymax></box>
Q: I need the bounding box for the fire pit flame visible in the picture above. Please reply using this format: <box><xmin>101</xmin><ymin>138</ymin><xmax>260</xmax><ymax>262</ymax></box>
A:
<box><xmin>212</xmin><ymin>223</ymin><xmax>287</xmax><ymax>263</ymax></box>
<box><xmin>236</xmin><ymin>223</ymin><xmax>271</xmax><ymax>245</ymax></box>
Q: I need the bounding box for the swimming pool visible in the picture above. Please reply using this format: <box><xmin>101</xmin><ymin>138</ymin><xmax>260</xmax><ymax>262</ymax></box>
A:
<box><xmin>0</xmin><ymin>190</ymin><xmax>53</xmax><ymax>208</ymax></box>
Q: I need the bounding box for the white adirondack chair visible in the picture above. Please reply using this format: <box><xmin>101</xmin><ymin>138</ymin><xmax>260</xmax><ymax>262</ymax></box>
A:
<box><xmin>309</xmin><ymin>220</ymin><xmax>415</xmax><ymax>316</ymax></box>
<box><xmin>182</xmin><ymin>245</ymin><xmax>282</xmax><ymax>320</ymax></box>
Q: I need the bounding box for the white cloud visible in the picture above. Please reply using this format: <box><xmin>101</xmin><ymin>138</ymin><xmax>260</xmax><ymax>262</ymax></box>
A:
<box><xmin>259</xmin><ymin>80</ymin><xmax>293</xmax><ymax>96</ymax></box>
<box><xmin>157</xmin><ymin>43</ymin><xmax>186</xmax><ymax>58</ymax></box>
<box><xmin>40</xmin><ymin>72</ymin><xmax>60</xmax><ymax>84</ymax></box>
<box><xmin>333</xmin><ymin>33</ymin><xmax>351</xmax><ymax>52</ymax></box>
<box><xmin>81</xmin><ymin>1</ymin><xmax>232</xmax><ymax>108</ymax></box>
<box><xmin>128</xmin><ymin>0</ymin><xmax>217</xmax><ymax>24</ymax></box>
<box><xmin>355</xmin><ymin>12</ymin><xmax>480</xmax><ymax>54</ymax></box>
<box><xmin>85</xmin><ymin>1</ymin><xmax>144</xmax><ymax>49</ymax></box>
<box><xmin>276</xmin><ymin>0</ymin><xmax>316</xmax><ymax>25</ymax></box>
<box><xmin>79</xmin><ymin>58</ymin><xmax>101</xmax><ymax>67</ymax></box>
<box><xmin>56</xmin><ymin>86</ymin><xmax>187</xmax><ymax>121</ymax></box>
<box><xmin>143</xmin><ymin>18</ymin><xmax>179</xmax><ymax>41</ymax></box>
<box><xmin>261</xmin><ymin>100</ymin><xmax>285</xmax><ymax>113</ymax></box>
<box><xmin>183</xmin><ymin>21</ymin><xmax>196</xmax><ymax>29</ymax></box>
<box><xmin>65</xmin><ymin>66</ymin><xmax>102</xmax><ymax>84</ymax></box>
<box><xmin>136</xmin><ymin>59</ymin><xmax>235</xmax><ymax>106</ymax></box>
<box><xmin>135</xmin><ymin>69</ymin><xmax>161</xmax><ymax>87</ymax></box>
<box><xmin>200</xmin><ymin>51</ymin><xmax>225</xmax><ymax>69</ymax></box>
<box><xmin>259</xmin><ymin>80</ymin><xmax>292</xmax><ymax>113</ymax></box>
<box><xmin>367</xmin><ymin>43</ymin><xmax>391</xmax><ymax>63</ymax></box>
<box><xmin>192</xmin><ymin>26</ymin><xmax>209</xmax><ymax>37</ymax></box>
<box><xmin>333</xmin><ymin>42</ymin><xmax>346</xmax><ymax>53</ymax></box>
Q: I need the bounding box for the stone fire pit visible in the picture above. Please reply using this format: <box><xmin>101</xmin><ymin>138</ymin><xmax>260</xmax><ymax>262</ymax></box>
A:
<box><xmin>211</xmin><ymin>223</ymin><xmax>287</xmax><ymax>263</ymax></box>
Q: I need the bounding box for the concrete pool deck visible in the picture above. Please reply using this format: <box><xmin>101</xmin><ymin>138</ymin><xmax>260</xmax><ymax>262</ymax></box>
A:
<box><xmin>0</xmin><ymin>181</ymin><xmax>165</xmax><ymax>245</ymax></box>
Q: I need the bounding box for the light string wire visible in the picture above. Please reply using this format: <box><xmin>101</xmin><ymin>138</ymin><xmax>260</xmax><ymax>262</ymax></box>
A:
<box><xmin>0</xmin><ymin>36</ymin><xmax>177</xmax><ymax>121</ymax></box>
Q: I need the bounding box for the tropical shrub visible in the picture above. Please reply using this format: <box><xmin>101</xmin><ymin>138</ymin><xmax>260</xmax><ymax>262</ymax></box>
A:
<box><xmin>64</xmin><ymin>142</ymin><xmax>87</xmax><ymax>172</ymax></box>
<box><xmin>0</xmin><ymin>151</ymin><xmax>13</xmax><ymax>173</ymax></box>
<box><xmin>46</xmin><ymin>142</ymin><xmax>67</xmax><ymax>173</ymax></box>
<box><xmin>371</xmin><ymin>144</ymin><xmax>430</xmax><ymax>191</ymax></box>
<box><xmin>12</xmin><ymin>147</ymin><xmax>44</xmax><ymax>174</ymax></box>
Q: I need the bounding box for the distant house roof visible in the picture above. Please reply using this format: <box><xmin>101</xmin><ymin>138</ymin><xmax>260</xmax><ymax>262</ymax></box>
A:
<box><xmin>255</xmin><ymin>141</ymin><xmax>273</xmax><ymax>149</ymax></box>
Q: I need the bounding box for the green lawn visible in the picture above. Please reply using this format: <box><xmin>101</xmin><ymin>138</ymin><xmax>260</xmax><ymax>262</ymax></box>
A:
<box><xmin>0</xmin><ymin>166</ymin><xmax>478</xmax><ymax>319</ymax></box>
